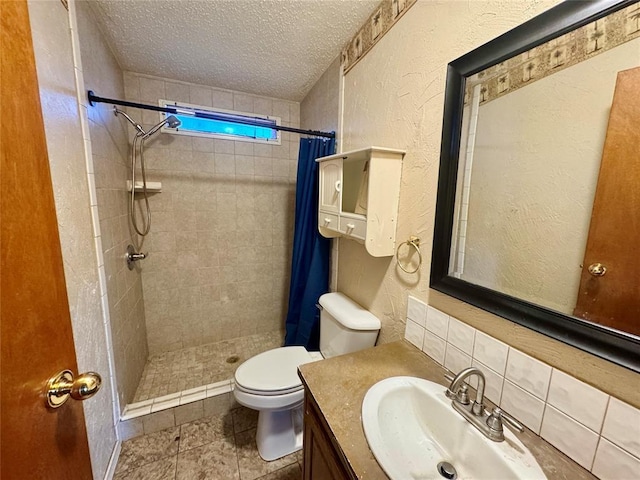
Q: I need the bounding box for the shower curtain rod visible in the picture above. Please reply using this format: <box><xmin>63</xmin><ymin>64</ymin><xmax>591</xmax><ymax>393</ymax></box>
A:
<box><xmin>87</xmin><ymin>91</ymin><xmax>335</xmax><ymax>139</ymax></box>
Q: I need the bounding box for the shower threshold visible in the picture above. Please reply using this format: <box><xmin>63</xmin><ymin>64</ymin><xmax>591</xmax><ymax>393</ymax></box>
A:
<box><xmin>120</xmin><ymin>331</ymin><xmax>284</xmax><ymax>426</ymax></box>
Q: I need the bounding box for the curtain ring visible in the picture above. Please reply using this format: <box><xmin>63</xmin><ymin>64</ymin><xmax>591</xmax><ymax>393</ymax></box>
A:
<box><xmin>396</xmin><ymin>236</ymin><xmax>422</xmax><ymax>274</ymax></box>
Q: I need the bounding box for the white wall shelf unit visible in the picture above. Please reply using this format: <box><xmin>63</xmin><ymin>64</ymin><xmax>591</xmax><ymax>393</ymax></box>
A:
<box><xmin>316</xmin><ymin>146</ymin><xmax>405</xmax><ymax>257</ymax></box>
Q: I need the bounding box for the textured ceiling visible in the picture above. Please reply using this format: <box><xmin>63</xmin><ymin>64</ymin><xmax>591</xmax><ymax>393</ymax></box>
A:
<box><xmin>88</xmin><ymin>0</ymin><xmax>380</xmax><ymax>101</ymax></box>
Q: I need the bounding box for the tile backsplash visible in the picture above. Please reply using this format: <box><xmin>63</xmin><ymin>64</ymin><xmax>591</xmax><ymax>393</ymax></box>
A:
<box><xmin>404</xmin><ymin>296</ymin><xmax>640</xmax><ymax>479</ymax></box>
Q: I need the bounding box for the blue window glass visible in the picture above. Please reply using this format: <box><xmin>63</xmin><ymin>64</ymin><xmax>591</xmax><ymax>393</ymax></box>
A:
<box><xmin>161</xmin><ymin>101</ymin><xmax>279</xmax><ymax>142</ymax></box>
<box><xmin>174</xmin><ymin>114</ymin><xmax>277</xmax><ymax>140</ymax></box>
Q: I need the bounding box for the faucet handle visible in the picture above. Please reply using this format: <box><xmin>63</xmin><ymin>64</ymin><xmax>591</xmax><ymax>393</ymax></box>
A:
<box><xmin>445</xmin><ymin>372</ymin><xmax>471</xmax><ymax>405</ymax></box>
<box><xmin>458</xmin><ymin>385</ymin><xmax>470</xmax><ymax>405</ymax></box>
<box><xmin>487</xmin><ymin>407</ymin><xmax>524</xmax><ymax>434</ymax></box>
<box><xmin>447</xmin><ymin>384</ymin><xmax>470</xmax><ymax>405</ymax></box>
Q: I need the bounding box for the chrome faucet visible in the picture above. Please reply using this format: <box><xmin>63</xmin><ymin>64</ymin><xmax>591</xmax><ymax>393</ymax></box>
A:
<box><xmin>445</xmin><ymin>367</ymin><xmax>524</xmax><ymax>442</ymax></box>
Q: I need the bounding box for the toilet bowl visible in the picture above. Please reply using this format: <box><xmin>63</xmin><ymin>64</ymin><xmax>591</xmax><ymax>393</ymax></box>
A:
<box><xmin>233</xmin><ymin>346</ymin><xmax>317</xmax><ymax>461</ymax></box>
<box><xmin>233</xmin><ymin>292</ymin><xmax>381</xmax><ymax>461</ymax></box>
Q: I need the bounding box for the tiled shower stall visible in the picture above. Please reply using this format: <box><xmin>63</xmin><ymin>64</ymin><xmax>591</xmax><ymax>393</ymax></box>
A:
<box><xmin>122</xmin><ymin>71</ymin><xmax>301</xmax><ymax>357</ymax></box>
<box><xmin>76</xmin><ymin>2</ymin><xmax>302</xmax><ymax>423</ymax></box>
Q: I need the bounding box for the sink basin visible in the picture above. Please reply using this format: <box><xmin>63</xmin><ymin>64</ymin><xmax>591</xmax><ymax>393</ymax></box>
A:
<box><xmin>362</xmin><ymin>376</ymin><xmax>547</xmax><ymax>480</ymax></box>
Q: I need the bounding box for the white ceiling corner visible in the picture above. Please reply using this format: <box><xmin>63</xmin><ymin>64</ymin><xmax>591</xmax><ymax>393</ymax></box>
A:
<box><xmin>88</xmin><ymin>0</ymin><xmax>381</xmax><ymax>102</ymax></box>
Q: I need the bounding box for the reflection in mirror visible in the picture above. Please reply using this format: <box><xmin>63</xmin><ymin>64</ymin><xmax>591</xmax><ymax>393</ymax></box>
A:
<box><xmin>431</xmin><ymin>0</ymin><xmax>640</xmax><ymax>373</ymax></box>
<box><xmin>451</xmin><ymin>4</ymin><xmax>640</xmax><ymax>336</ymax></box>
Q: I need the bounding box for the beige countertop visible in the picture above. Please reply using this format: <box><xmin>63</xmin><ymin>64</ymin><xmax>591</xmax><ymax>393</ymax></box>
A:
<box><xmin>298</xmin><ymin>340</ymin><xmax>596</xmax><ymax>480</ymax></box>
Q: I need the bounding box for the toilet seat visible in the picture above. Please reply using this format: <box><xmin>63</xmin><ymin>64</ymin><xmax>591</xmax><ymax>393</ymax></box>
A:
<box><xmin>234</xmin><ymin>346</ymin><xmax>312</xmax><ymax>395</ymax></box>
<box><xmin>234</xmin><ymin>385</ymin><xmax>305</xmax><ymax>412</ymax></box>
<box><xmin>235</xmin><ymin>383</ymin><xmax>302</xmax><ymax>396</ymax></box>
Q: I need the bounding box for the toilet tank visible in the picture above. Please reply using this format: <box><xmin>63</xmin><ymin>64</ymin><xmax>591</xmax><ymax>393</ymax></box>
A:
<box><xmin>318</xmin><ymin>292</ymin><xmax>381</xmax><ymax>358</ymax></box>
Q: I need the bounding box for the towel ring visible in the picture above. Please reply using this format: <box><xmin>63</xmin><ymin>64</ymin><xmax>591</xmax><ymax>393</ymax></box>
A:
<box><xmin>396</xmin><ymin>236</ymin><xmax>422</xmax><ymax>274</ymax></box>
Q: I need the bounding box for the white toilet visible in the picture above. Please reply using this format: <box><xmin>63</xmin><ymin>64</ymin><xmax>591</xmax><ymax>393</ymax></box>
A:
<box><xmin>233</xmin><ymin>292</ymin><xmax>381</xmax><ymax>461</ymax></box>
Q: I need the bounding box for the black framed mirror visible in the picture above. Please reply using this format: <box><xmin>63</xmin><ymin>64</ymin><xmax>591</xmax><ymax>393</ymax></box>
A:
<box><xmin>431</xmin><ymin>0</ymin><xmax>640</xmax><ymax>373</ymax></box>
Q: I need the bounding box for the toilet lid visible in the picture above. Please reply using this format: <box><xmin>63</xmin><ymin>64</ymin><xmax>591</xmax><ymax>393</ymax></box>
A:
<box><xmin>234</xmin><ymin>346</ymin><xmax>312</xmax><ymax>393</ymax></box>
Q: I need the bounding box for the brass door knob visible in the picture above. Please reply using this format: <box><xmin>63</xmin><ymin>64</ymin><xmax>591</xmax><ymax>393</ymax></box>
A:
<box><xmin>46</xmin><ymin>370</ymin><xmax>102</xmax><ymax>409</ymax></box>
<box><xmin>588</xmin><ymin>263</ymin><xmax>607</xmax><ymax>277</ymax></box>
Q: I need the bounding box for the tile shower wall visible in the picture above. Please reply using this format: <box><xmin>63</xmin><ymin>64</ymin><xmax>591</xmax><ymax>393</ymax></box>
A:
<box><xmin>29</xmin><ymin>1</ymin><xmax>117</xmax><ymax>476</ymax></box>
<box><xmin>404</xmin><ymin>296</ymin><xmax>640</xmax><ymax>479</ymax></box>
<box><xmin>76</xmin><ymin>2</ymin><xmax>148</xmax><ymax>407</ymax></box>
<box><xmin>123</xmin><ymin>72</ymin><xmax>301</xmax><ymax>355</ymax></box>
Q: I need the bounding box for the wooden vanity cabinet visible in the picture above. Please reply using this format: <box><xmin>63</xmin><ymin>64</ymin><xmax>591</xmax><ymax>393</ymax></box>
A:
<box><xmin>302</xmin><ymin>386</ymin><xmax>355</xmax><ymax>480</ymax></box>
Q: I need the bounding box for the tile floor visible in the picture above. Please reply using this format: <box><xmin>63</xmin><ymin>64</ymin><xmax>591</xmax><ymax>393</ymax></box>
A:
<box><xmin>134</xmin><ymin>331</ymin><xmax>285</xmax><ymax>402</ymax></box>
<box><xmin>115</xmin><ymin>405</ymin><xmax>302</xmax><ymax>480</ymax></box>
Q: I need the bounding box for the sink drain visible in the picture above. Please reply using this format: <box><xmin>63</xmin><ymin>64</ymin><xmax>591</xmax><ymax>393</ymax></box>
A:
<box><xmin>226</xmin><ymin>355</ymin><xmax>240</xmax><ymax>364</ymax></box>
<box><xmin>437</xmin><ymin>461</ymin><xmax>457</xmax><ymax>479</ymax></box>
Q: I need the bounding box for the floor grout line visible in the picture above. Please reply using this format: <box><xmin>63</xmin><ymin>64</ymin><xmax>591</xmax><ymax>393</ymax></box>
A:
<box><xmin>234</xmin><ymin>422</ymin><xmax>242</xmax><ymax>480</ymax></box>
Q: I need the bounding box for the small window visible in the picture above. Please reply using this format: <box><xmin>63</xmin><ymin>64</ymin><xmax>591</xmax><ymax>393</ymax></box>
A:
<box><xmin>159</xmin><ymin>99</ymin><xmax>281</xmax><ymax>144</ymax></box>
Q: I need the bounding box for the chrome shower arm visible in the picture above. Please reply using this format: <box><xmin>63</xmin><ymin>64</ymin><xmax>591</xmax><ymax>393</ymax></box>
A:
<box><xmin>113</xmin><ymin>106</ymin><xmax>146</xmax><ymax>135</ymax></box>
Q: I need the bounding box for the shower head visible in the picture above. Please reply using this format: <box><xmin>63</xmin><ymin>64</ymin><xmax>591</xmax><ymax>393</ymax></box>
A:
<box><xmin>144</xmin><ymin>115</ymin><xmax>181</xmax><ymax>137</ymax></box>
<box><xmin>165</xmin><ymin>115</ymin><xmax>181</xmax><ymax>129</ymax></box>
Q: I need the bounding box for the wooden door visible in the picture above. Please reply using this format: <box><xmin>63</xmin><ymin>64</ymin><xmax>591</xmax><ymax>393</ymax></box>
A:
<box><xmin>1</xmin><ymin>1</ymin><xmax>93</xmax><ymax>478</ymax></box>
<box><xmin>574</xmin><ymin>67</ymin><xmax>640</xmax><ymax>336</ymax></box>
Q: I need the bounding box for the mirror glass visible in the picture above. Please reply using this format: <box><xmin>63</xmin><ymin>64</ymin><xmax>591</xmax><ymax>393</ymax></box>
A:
<box><xmin>431</xmin><ymin>0</ymin><xmax>640</xmax><ymax>372</ymax></box>
<box><xmin>451</xmin><ymin>3</ymin><xmax>640</xmax><ymax>335</ymax></box>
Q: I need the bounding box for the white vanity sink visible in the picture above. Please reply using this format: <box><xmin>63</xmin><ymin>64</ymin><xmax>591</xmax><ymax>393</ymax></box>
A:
<box><xmin>361</xmin><ymin>376</ymin><xmax>547</xmax><ymax>480</ymax></box>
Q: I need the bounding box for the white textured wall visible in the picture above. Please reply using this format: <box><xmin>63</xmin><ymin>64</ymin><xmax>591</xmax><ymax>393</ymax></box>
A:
<box><xmin>300</xmin><ymin>55</ymin><xmax>342</xmax><ymax>290</ymax></box>
<box><xmin>301</xmin><ymin>55</ymin><xmax>341</xmax><ymax>134</ymax></box>
<box><xmin>75</xmin><ymin>0</ymin><xmax>149</xmax><ymax>408</ymax></box>
<box><xmin>461</xmin><ymin>38</ymin><xmax>640</xmax><ymax>314</ymax></box>
<box><xmin>339</xmin><ymin>0</ymin><xmax>561</xmax><ymax>343</ymax></box>
<box><xmin>28</xmin><ymin>1</ymin><xmax>117</xmax><ymax>477</ymax></box>
<box><xmin>123</xmin><ymin>72</ymin><xmax>300</xmax><ymax>355</ymax></box>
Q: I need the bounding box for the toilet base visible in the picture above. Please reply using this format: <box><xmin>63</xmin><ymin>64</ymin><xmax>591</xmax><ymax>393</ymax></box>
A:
<box><xmin>256</xmin><ymin>403</ymin><xmax>304</xmax><ymax>461</ymax></box>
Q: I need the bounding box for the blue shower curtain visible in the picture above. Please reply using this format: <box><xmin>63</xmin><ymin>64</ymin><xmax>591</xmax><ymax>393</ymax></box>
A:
<box><xmin>284</xmin><ymin>136</ymin><xmax>335</xmax><ymax>350</ymax></box>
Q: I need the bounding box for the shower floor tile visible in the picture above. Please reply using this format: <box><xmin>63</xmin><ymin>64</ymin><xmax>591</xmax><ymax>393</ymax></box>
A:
<box><xmin>133</xmin><ymin>331</ymin><xmax>284</xmax><ymax>403</ymax></box>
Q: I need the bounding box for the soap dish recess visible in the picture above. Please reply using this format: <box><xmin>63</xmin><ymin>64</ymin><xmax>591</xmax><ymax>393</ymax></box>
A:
<box><xmin>127</xmin><ymin>180</ymin><xmax>162</xmax><ymax>193</ymax></box>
